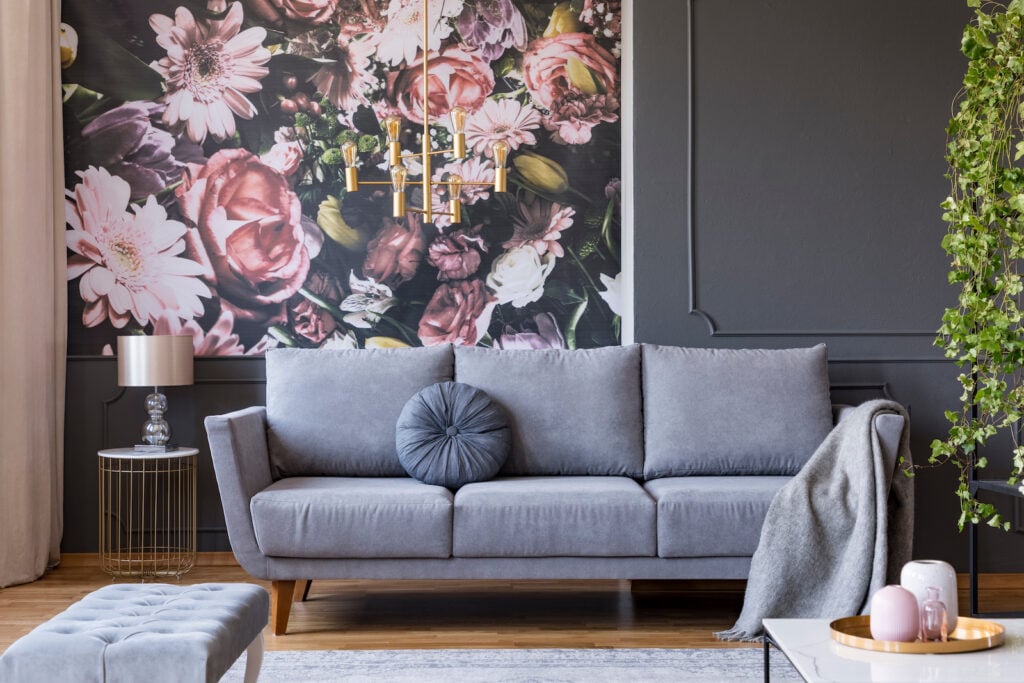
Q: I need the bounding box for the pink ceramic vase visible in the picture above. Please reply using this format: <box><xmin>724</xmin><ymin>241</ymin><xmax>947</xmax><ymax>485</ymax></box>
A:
<box><xmin>869</xmin><ymin>585</ymin><xmax>920</xmax><ymax>642</ymax></box>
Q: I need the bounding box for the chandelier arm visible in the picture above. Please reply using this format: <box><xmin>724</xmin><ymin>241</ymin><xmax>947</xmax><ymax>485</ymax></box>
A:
<box><xmin>407</xmin><ymin>207</ymin><xmax>456</xmax><ymax>217</ymax></box>
<box><xmin>421</xmin><ymin>0</ymin><xmax>433</xmax><ymax>222</ymax></box>
<box><xmin>337</xmin><ymin>0</ymin><xmax>507</xmax><ymax>222</ymax></box>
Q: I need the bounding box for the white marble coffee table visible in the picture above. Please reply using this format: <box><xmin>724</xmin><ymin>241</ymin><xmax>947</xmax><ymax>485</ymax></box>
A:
<box><xmin>763</xmin><ymin>618</ymin><xmax>1024</xmax><ymax>682</ymax></box>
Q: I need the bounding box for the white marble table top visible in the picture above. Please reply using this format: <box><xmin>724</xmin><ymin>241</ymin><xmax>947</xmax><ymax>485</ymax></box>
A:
<box><xmin>763</xmin><ymin>618</ymin><xmax>1024</xmax><ymax>682</ymax></box>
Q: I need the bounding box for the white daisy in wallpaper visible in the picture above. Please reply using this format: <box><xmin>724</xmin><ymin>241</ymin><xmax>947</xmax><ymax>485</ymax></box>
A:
<box><xmin>376</xmin><ymin>0</ymin><xmax>465</xmax><ymax>66</ymax></box>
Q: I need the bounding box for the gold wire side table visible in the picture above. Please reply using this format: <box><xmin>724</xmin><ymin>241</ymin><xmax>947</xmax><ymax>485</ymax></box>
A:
<box><xmin>98</xmin><ymin>447</ymin><xmax>198</xmax><ymax>579</ymax></box>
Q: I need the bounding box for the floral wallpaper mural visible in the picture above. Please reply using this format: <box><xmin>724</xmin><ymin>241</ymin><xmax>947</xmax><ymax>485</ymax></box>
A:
<box><xmin>60</xmin><ymin>0</ymin><xmax>622</xmax><ymax>355</ymax></box>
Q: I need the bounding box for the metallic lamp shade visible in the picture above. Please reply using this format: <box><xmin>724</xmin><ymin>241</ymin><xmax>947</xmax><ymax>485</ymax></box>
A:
<box><xmin>117</xmin><ymin>335</ymin><xmax>194</xmax><ymax>387</ymax></box>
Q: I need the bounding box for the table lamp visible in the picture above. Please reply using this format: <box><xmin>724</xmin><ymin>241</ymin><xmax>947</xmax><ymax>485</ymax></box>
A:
<box><xmin>117</xmin><ymin>335</ymin><xmax>193</xmax><ymax>450</ymax></box>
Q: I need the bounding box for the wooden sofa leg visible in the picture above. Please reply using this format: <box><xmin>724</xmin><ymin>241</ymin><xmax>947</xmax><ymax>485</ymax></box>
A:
<box><xmin>271</xmin><ymin>581</ymin><xmax>295</xmax><ymax>635</ymax></box>
<box><xmin>295</xmin><ymin>580</ymin><xmax>312</xmax><ymax>602</ymax></box>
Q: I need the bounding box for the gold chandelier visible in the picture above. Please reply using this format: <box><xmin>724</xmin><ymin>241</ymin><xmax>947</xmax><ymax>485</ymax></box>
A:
<box><xmin>339</xmin><ymin>0</ymin><xmax>509</xmax><ymax>224</ymax></box>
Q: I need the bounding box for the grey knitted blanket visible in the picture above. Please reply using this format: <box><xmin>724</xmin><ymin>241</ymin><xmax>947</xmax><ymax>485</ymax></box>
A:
<box><xmin>716</xmin><ymin>399</ymin><xmax>913</xmax><ymax>641</ymax></box>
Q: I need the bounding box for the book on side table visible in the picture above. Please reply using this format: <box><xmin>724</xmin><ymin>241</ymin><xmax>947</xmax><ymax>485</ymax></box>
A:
<box><xmin>133</xmin><ymin>444</ymin><xmax>179</xmax><ymax>453</ymax></box>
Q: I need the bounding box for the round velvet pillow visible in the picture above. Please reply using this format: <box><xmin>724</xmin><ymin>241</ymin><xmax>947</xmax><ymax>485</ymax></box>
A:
<box><xmin>396</xmin><ymin>381</ymin><xmax>511</xmax><ymax>488</ymax></box>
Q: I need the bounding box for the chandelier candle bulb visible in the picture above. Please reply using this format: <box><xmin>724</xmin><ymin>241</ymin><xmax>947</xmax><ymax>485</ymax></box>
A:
<box><xmin>384</xmin><ymin>115</ymin><xmax>402</xmax><ymax>167</ymax></box>
<box><xmin>493</xmin><ymin>140</ymin><xmax>510</xmax><ymax>193</ymax></box>
<box><xmin>450</xmin><ymin>106</ymin><xmax>467</xmax><ymax>158</ymax></box>
<box><xmin>391</xmin><ymin>164</ymin><xmax>408</xmax><ymax>217</ymax></box>
<box><xmin>448</xmin><ymin>174</ymin><xmax>463</xmax><ymax>223</ymax></box>
<box><xmin>341</xmin><ymin>141</ymin><xmax>359</xmax><ymax>192</ymax></box>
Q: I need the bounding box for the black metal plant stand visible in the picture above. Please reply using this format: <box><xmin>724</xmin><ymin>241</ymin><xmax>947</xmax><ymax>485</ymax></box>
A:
<box><xmin>968</xmin><ymin>379</ymin><xmax>1024</xmax><ymax>618</ymax></box>
<box><xmin>968</xmin><ymin>477</ymin><xmax>1024</xmax><ymax>618</ymax></box>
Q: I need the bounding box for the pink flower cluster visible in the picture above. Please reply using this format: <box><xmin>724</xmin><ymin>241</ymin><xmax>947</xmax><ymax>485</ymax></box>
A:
<box><xmin>523</xmin><ymin>33</ymin><xmax>620</xmax><ymax>145</ymax></box>
<box><xmin>62</xmin><ymin>0</ymin><xmax>622</xmax><ymax>355</ymax></box>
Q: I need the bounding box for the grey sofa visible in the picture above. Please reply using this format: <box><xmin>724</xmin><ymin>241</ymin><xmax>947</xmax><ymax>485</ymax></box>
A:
<box><xmin>205</xmin><ymin>343</ymin><xmax>905</xmax><ymax>635</ymax></box>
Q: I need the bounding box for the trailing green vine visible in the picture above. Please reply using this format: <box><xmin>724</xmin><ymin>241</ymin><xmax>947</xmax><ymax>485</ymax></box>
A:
<box><xmin>933</xmin><ymin>0</ymin><xmax>1024</xmax><ymax>531</ymax></box>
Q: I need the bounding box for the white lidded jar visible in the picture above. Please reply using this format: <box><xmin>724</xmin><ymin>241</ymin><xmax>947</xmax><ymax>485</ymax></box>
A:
<box><xmin>900</xmin><ymin>559</ymin><xmax>958</xmax><ymax>633</ymax></box>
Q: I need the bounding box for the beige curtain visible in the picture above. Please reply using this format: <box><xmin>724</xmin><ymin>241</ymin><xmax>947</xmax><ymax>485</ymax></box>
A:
<box><xmin>0</xmin><ymin>0</ymin><xmax>66</xmax><ymax>587</ymax></box>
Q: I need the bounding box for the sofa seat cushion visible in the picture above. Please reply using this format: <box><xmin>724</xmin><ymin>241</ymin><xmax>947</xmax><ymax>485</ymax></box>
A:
<box><xmin>644</xmin><ymin>476</ymin><xmax>791</xmax><ymax>558</ymax></box>
<box><xmin>454</xmin><ymin>346</ymin><xmax>643</xmax><ymax>476</ymax></box>
<box><xmin>250</xmin><ymin>477</ymin><xmax>453</xmax><ymax>559</ymax></box>
<box><xmin>266</xmin><ymin>346</ymin><xmax>454</xmax><ymax>478</ymax></box>
<box><xmin>642</xmin><ymin>345</ymin><xmax>833</xmax><ymax>477</ymax></box>
<box><xmin>453</xmin><ymin>477</ymin><xmax>656</xmax><ymax>557</ymax></box>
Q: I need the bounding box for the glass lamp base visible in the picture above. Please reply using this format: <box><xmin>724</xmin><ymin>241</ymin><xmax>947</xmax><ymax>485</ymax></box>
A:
<box><xmin>142</xmin><ymin>389</ymin><xmax>171</xmax><ymax>446</ymax></box>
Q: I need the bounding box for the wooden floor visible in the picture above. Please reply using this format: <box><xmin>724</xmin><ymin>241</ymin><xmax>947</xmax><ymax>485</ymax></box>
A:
<box><xmin>3</xmin><ymin>554</ymin><xmax>1024</xmax><ymax>653</ymax></box>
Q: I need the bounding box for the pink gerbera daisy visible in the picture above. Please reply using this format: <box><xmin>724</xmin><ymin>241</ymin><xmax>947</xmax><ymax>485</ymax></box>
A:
<box><xmin>431</xmin><ymin>156</ymin><xmax>495</xmax><ymax>228</ymax></box>
<box><xmin>465</xmin><ymin>99</ymin><xmax>541</xmax><ymax>158</ymax></box>
<box><xmin>504</xmin><ymin>194</ymin><xmax>576</xmax><ymax>258</ymax></box>
<box><xmin>309</xmin><ymin>37</ymin><xmax>376</xmax><ymax>112</ymax></box>
<box><xmin>149</xmin><ymin>2</ymin><xmax>271</xmax><ymax>143</ymax></box>
<box><xmin>66</xmin><ymin>167</ymin><xmax>211</xmax><ymax>329</ymax></box>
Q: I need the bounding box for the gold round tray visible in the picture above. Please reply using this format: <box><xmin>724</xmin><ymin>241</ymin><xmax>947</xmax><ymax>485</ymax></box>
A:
<box><xmin>829</xmin><ymin>615</ymin><xmax>1004</xmax><ymax>654</ymax></box>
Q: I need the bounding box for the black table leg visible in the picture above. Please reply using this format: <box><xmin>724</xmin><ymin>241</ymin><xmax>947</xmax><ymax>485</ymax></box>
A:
<box><xmin>970</xmin><ymin>514</ymin><xmax>979</xmax><ymax>616</ymax></box>
<box><xmin>764</xmin><ymin>636</ymin><xmax>771</xmax><ymax>683</ymax></box>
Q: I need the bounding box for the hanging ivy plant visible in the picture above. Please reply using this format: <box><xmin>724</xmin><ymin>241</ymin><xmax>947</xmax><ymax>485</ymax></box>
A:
<box><xmin>933</xmin><ymin>0</ymin><xmax>1024</xmax><ymax>531</ymax></box>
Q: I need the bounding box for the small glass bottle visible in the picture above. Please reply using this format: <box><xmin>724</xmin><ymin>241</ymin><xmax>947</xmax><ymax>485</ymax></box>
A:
<box><xmin>920</xmin><ymin>586</ymin><xmax>949</xmax><ymax>642</ymax></box>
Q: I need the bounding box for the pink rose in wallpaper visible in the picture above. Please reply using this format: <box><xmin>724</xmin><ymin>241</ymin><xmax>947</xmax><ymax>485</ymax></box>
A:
<box><xmin>385</xmin><ymin>46</ymin><xmax>494</xmax><ymax>125</ymax></box>
<box><xmin>363</xmin><ymin>213</ymin><xmax>427</xmax><ymax>289</ymax></box>
<box><xmin>272</xmin><ymin>0</ymin><xmax>338</xmax><ymax>24</ymax></box>
<box><xmin>260</xmin><ymin>141</ymin><xmax>304</xmax><ymax>177</ymax></box>
<box><xmin>288</xmin><ymin>271</ymin><xmax>341</xmax><ymax>344</ymax></box>
<box><xmin>428</xmin><ymin>225</ymin><xmax>487</xmax><ymax>282</ymax></box>
<box><xmin>523</xmin><ymin>32</ymin><xmax>619</xmax><ymax>145</ymax></box>
<box><xmin>418</xmin><ymin>278</ymin><xmax>496</xmax><ymax>347</ymax></box>
<box><xmin>61</xmin><ymin>0</ymin><xmax>621</xmax><ymax>355</ymax></box>
<box><xmin>176</xmin><ymin>148</ymin><xmax>309</xmax><ymax>324</ymax></box>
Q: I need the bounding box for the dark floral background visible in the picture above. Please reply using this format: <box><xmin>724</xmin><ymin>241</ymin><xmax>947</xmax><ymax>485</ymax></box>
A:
<box><xmin>60</xmin><ymin>0</ymin><xmax>622</xmax><ymax>355</ymax></box>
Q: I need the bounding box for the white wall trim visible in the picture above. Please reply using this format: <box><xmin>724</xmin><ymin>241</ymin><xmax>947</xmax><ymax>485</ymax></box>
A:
<box><xmin>621</xmin><ymin>0</ymin><xmax>635</xmax><ymax>344</ymax></box>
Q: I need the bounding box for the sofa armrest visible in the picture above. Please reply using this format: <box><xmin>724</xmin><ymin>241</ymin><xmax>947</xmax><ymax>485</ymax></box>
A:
<box><xmin>205</xmin><ymin>406</ymin><xmax>272</xmax><ymax>577</ymax></box>
<box><xmin>835</xmin><ymin>403</ymin><xmax>905</xmax><ymax>492</ymax></box>
<box><xmin>875</xmin><ymin>412</ymin><xmax>905</xmax><ymax>493</ymax></box>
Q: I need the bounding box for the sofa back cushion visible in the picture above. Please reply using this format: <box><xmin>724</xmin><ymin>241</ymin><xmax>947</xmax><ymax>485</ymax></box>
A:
<box><xmin>642</xmin><ymin>344</ymin><xmax>832</xmax><ymax>477</ymax></box>
<box><xmin>454</xmin><ymin>345</ymin><xmax>643</xmax><ymax>476</ymax></box>
<box><xmin>266</xmin><ymin>346</ymin><xmax>454</xmax><ymax>477</ymax></box>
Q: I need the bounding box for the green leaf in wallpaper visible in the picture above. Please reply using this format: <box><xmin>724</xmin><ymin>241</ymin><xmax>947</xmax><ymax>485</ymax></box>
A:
<box><xmin>62</xmin><ymin>26</ymin><xmax>164</xmax><ymax>102</ymax></box>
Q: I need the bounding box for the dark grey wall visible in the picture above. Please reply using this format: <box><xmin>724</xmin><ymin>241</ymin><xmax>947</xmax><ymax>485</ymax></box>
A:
<box><xmin>64</xmin><ymin>0</ymin><xmax>1024</xmax><ymax>570</ymax></box>
<box><xmin>634</xmin><ymin>0</ymin><xmax>1024</xmax><ymax>571</ymax></box>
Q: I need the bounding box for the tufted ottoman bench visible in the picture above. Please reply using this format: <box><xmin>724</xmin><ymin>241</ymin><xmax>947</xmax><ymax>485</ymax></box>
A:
<box><xmin>0</xmin><ymin>583</ymin><xmax>268</xmax><ymax>683</ymax></box>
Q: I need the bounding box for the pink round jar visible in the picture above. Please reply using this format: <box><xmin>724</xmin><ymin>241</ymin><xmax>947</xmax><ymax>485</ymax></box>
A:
<box><xmin>869</xmin><ymin>585</ymin><xmax>920</xmax><ymax>642</ymax></box>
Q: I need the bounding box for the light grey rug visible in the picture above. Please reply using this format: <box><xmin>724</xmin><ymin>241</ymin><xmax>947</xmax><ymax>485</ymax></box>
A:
<box><xmin>223</xmin><ymin>647</ymin><xmax>801</xmax><ymax>682</ymax></box>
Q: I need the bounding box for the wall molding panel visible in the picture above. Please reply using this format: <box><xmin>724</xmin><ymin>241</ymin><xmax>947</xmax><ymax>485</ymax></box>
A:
<box><xmin>683</xmin><ymin>0</ymin><xmax>946</xmax><ymax>341</ymax></box>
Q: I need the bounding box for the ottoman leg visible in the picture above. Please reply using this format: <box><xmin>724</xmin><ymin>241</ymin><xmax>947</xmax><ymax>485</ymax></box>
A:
<box><xmin>243</xmin><ymin>633</ymin><xmax>264</xmax><ymax>683</ymax></box>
